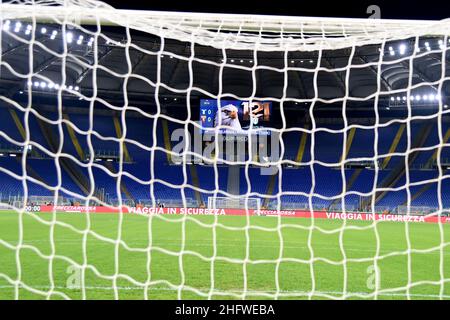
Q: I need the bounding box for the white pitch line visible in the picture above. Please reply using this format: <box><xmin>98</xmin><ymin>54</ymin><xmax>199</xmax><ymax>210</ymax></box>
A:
<box><xmin>0</xmin><ymin>285</ymin><xmax>449</xmax><ymax>299</ymax></box>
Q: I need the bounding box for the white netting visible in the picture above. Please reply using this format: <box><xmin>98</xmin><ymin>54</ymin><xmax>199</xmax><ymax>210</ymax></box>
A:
<box><xmin>0</xmin><ymin>0</ymin><xmax>450</xmax><ymax>300</ymax></box>
<box><xmin>208</xmin><ymin>196</ymin><xmax>261</xmax><ymax>210</ymax></box>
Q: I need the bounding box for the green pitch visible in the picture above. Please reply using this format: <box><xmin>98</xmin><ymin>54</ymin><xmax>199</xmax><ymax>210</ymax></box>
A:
<box><xmin>0</xmin><ymin>211</ymin><xmax>450</xmax><ymax>300</ymax></box>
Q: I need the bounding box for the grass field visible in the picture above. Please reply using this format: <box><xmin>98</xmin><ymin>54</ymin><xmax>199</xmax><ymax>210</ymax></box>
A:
<box><xmin>0</xmin><ymin>210</ymin><xmax>450</xmax><ymax>300</ymax></box>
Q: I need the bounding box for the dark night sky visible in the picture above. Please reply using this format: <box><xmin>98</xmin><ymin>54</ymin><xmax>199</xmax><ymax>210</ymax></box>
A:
<box><xmin>101</xmin><ymin>0</ymin><xmax>448</xmax><ymax>20</ymax></box>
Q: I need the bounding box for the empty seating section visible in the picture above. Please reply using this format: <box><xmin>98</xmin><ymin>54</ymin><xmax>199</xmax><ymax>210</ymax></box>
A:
<box><xmin>1</xmin><ymin>105</ymin><xmax>449</xmax><ymax>211</ymax></box>
<box><xmin>244</xmin><ymin>167</ymin><xmax>271</xmax><ymax>196</ymax></box>
<box><xmin>195</xmin><ymin>165</ymin><xmax>228</xmax><ymax>201</ymax></box>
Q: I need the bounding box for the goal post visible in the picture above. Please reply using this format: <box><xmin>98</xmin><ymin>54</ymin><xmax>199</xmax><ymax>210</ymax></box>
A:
<box><xmin>207</xmin><ymin>196</ymin><xmax>261</xmax><ymax>210</ymax></box>
<box><xmin>0</xmin><ymin>2</ymin><xmax>443</xmax><ymax>28</ymax></box>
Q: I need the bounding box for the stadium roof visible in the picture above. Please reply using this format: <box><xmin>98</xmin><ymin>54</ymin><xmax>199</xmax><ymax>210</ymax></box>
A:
<box><xmin>1</xmin><ymin>20</ymin><xmax>449</xmax><ymax>111</ymax></box>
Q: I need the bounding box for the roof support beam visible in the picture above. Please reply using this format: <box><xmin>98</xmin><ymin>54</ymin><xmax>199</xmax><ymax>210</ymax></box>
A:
<box><xmin>75</xmin><ymin>45</ymin><xmax>115</xmax><ymax>84</ymax></box>
<box><xmin>357</xmin><ymin>56</ymin><xmax>392</xmax><ymax>92</ymax></box>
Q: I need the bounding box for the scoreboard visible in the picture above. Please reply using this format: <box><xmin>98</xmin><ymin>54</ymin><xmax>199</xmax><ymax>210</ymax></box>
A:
<box><xmin>200</xmin><ymin>99</ymin><xmax>272</xmax><ymax>134</ymax></box>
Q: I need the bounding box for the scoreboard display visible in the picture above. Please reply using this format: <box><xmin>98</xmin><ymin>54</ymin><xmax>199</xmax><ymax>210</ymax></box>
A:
<box><xmin>200</xmin><ymin>99</ymin><xmax>272</xmax><ymax>134</ymax></box>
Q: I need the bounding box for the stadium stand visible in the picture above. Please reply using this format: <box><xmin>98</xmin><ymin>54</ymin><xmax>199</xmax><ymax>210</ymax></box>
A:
<box><xmin>1</xmin><ymin>103</ymin><xmax>449</xmax><ymax>214</ymax></box>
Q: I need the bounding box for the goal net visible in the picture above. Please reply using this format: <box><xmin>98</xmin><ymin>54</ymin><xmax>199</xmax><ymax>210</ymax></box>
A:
<box><xmin>208</xmin><ymin>196</ymin><xmax>261</xmax><ymax>210</ymax></box>
<box><xmin>0</xmin><ymin>0</ymin><xmax>450</xmax><ymax>300</ymax></box>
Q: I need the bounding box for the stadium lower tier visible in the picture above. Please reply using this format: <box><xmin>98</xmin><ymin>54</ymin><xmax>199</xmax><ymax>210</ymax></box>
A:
<box><xmin>1</xmin><ymin>157</ymin><xmax>449</xmax><ymax>213</ymax></box>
